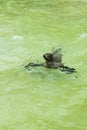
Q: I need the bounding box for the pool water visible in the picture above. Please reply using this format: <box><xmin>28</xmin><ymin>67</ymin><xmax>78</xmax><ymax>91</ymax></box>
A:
<box><xmin>0</xmin><ymin>0</ymin><xmax>87</xmax><ymax>130</ymax></box>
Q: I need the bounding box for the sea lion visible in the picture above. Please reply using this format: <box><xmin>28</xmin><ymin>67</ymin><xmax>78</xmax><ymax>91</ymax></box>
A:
<box><xmin>24</xmin><ymin>49</ymin><xmax>76</xmax><ymax>74</ymax></box>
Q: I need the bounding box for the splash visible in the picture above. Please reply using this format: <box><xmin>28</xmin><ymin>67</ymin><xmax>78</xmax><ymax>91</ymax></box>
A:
<box><xmin>70</xmin><ymin>32</ymin><xmax>87</xmax><ymax>44</ymax></box>
<box><xmin>12</xmin><ymin>35</ymin><xmax>24</xmax><ymax>40</ymax></box>
<box><xmin>79</xmin><ymin>32</ymin><xmax>87</xmax><ymax>39</ymax></box>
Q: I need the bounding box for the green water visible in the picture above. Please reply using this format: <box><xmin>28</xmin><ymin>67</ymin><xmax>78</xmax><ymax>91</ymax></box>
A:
<box><xmin>0</xmin><ymin>0</ymin><xmax>87</xmax><ymax>129</ymax></box>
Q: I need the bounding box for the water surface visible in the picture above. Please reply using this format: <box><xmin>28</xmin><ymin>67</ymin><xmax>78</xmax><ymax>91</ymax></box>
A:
<box><xmin>0</xmin><ymin>0</ymin><xmax>87</xmax><ymax>130</ymax></box>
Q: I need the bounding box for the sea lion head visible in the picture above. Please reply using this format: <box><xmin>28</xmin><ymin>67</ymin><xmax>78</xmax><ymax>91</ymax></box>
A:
<box><xmin>43</xmin><ymin>53</ymin><xmax>54</xmax><ymax>62</ymax></box>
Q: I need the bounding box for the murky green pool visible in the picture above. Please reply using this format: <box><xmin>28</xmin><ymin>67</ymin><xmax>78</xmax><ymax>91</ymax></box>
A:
<box><xmin>0</xmin><ymin>0</ymin><xmax>87</xmax><ymax>130</ymax></box>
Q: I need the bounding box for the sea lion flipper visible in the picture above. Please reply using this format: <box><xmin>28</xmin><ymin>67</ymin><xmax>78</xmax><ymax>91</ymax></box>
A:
<box><xmin>59</xmin><ymin>66</ymin><xmax>76</xmax><ymax>74</ymax></box>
